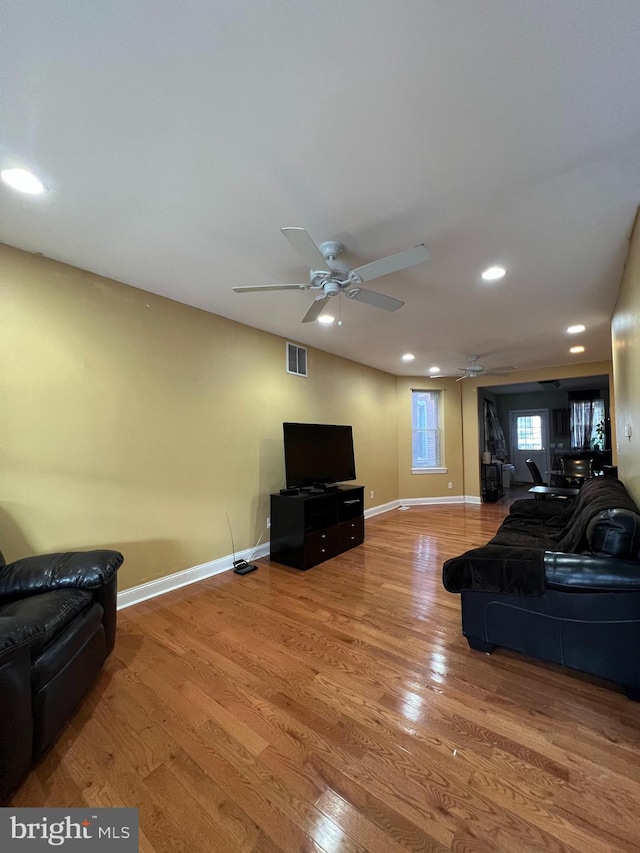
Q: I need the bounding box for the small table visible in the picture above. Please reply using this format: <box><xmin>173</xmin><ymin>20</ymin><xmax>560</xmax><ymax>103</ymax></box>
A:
<box><xmin>528</xmin><ymin>485</ymin><xmax>580</xmax><ymax>499</ymax></box>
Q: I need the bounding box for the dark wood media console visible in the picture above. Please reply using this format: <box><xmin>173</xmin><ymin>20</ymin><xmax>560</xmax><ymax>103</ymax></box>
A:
<box><xmin>269</xmin><ymin>485</ymin><xmax>365</xmax><ymax>570</ymax></box>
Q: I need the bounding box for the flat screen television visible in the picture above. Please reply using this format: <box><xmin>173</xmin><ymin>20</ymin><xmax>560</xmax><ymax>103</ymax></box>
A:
<box><xmin>283</xmin><ymin>422</ymin><xmax>356</xmax><ymax>488</ymax></box>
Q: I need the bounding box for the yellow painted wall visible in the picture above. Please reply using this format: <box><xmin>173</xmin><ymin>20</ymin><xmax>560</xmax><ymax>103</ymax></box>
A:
<box><xmin>1</xmin><ymin>245</ymin><xmax>398</xmax><ymax>589</ymax></box>
<box><xmin>612</xmin><ymin>209</ymin><xmax>640</xmax><ymax>503</ymax></box>
<box><xmin>2</xmin><ymin>240</ymin><xmax>625</xmax><ymax>590</ymax></box>
<box><xmin>460</xmin><ymin>361</ymin><xmax>615</xmax><ymax>498</ymax></box>
<box><xmin>396</xmin><ymin>377</ymin><xmax>464</xmax><ymax>499</ymax></box>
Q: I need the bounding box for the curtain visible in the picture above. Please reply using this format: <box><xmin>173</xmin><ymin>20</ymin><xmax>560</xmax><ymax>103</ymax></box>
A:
<box><xmin>571</xmin><ymin>399</ymin><xmax>605</xmax><ymax>450</ymax></box>
<box><xmin>484</xmin><ymin>400</ymin><xmax>508</xmax><ymax>460</ymax></box>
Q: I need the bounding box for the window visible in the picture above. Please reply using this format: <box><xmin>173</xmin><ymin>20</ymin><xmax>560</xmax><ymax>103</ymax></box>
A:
<box><xmin>286</xmin><ymin>342</ymin><xmax>307</xmax><ymax>377</ymax></box>
<box><xmin>411</xmin><ymin>390</ymin><xmax>444</xmax><ymax>471</ymax></box>
<box><xmin>571</xmin><ymin>398</ymin><xmax>605</xmax><ymax>450</ymax></box>
<box><xmin>516</xmin><ymin>415</ymin><xmax>543</xmax><ymax>451</ymax></box>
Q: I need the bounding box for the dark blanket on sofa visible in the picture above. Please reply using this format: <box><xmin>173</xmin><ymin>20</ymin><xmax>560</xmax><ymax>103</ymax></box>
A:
<box><xmin>443</xmin><ymin>476</ymin><xmax>640</xmax><ymax>595</ymax></box>
<box><xmin>555</xmin><ymin>477</ymin><xmax>640</xmax><ymax>552</ymax></box>
<box><xmin>443</xmin><ymin>545</ymin><xmax>546</xmax><ymax>595</ymax></box>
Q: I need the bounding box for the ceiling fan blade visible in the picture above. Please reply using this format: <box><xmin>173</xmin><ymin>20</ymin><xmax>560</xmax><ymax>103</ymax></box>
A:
<box><xmin>347</xmin><ymin>288</ymin><xmax>404</xmax><ymax>312</ymax></box>
<box><xmin>281</xmin><ymin>227</ymin><xmax>328</xmax><ymax>271</ymax></box>
<box><xmin>456</xmin><ymin>375</ymin><xmax>469</xmax><ymax>382</ymax></box>
<box><xmin>233</xmin><ymin>284</ymin><xmax>308</xmax><ymax>293</ymax></box>
<box><xmin>302</xmin><ymin>294</ymin><xmax>330</xmax><ymax>323</ymax></box>
<box><xmin>350</xmin><ymin>244</ymin><xmax>429</xmax><ymax>283</ymax></box>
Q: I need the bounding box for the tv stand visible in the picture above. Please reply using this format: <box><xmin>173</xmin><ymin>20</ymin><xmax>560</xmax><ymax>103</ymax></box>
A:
<box><xmin>269</xmin><ymin>485</ymin><xmax>364</xmax><ymax>570</ymax></box>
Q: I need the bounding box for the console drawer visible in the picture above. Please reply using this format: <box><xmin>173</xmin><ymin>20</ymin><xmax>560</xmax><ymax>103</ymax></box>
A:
<box><xmin>303</xmin><ymin>528</ymin><xmax>340</xmax><ymax>569</ymax></box>
<box><xmin>337</xmin><ymin>516</ymin><xmax>364</xmax><ymax>550</ymax></box>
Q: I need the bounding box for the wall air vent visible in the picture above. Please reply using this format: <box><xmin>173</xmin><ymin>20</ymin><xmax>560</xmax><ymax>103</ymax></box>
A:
<box><xmin>286</xmin><ymin>342</ymin><xmax>308</xmax><ymax>377</ymax></box>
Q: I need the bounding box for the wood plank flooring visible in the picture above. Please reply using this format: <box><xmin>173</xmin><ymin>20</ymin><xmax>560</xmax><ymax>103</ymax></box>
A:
<box><xmin>11</xmin><ymin>498</ymin><xmax>640</xmax><ymax>852</ymax></box>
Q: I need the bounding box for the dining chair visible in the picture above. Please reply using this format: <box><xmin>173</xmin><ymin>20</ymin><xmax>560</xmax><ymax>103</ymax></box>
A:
<box><xmin>526</xmin><ymin>458</ymin><xmax>546</xmax><ymax>485</ymax></box>
<box><xmin>560</xmin><ymin>456</ymin><xmax>594</xmax><ymax>487</ymax></box>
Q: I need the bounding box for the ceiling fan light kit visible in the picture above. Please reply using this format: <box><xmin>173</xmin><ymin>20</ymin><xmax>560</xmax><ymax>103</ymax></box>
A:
<box><xmin>427</xmin><ymin>355</ymin><xmax>516</xmax><ymax>381</ymax></box>
<box><xmin>233</xmin><ymin>227</ymin><xmax>429</xmax><ymax>324</ymax></box>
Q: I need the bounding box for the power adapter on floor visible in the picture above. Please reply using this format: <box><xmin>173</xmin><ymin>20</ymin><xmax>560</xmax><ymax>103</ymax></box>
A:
<box><xmin>233</xmin><ymin>559</ymin><xmax>258</xmax><ymax>576</ymax></box>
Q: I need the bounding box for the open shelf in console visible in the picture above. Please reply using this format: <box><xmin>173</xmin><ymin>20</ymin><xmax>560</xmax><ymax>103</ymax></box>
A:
<box><xmin>303</xmin><ymin>495</ymin><xmax>338</xmax><ymax>533</ymax></box>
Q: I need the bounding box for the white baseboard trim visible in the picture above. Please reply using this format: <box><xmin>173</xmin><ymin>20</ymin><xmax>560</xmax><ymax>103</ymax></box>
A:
<box><xmin>365</xmin><ymin>495</ymin><xmax>469</xmax><ymax>517</ymax></box>
<box><xmin>364</xmin><ymin>500</ymin><xmax>399</xmax><ymax>518</ymax></box>
<box><xmin>464</xmin><ymin>495</ymin><xmax>482</xmax><ymax>505</ymax></box>
<box><xmin>117</xmin><ymin>543</ymin><xmax>270</xmax><ymax>611</ymax></box>
<box><xmin>398</xmin><ymin>495</ymin><xmax>466</xmax><ymax>506</ymax></box>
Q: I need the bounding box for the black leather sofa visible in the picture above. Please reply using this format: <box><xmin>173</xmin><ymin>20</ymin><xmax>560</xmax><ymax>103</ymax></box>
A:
<box><xmin>0</xmin><ymin>549</ymin><xmax>123</xmax><ymax>801</ymax></box>
<box><xmin>443</xmin><ymin>477</ymin><xmax>640</xmax><ymax>699</ymax></box>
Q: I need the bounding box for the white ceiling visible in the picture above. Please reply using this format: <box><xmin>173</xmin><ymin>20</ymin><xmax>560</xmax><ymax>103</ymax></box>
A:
<box><xmin>2</xmin><ymin>1</ymin><xmax>640</xmax><ymax>376</ymax></box>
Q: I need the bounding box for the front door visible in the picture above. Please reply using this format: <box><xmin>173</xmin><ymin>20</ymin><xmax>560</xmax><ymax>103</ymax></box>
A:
<box><xmin>509</xmin><ymin>409</ymin><xmax>550</xmax><ymax>484</ymax></box>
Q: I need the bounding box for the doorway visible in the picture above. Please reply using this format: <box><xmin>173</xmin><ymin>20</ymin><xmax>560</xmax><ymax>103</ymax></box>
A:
<box><xmin>509</xmin><ymin>409</ymin><xmax>550</xmax><ymax>483</ymax></box>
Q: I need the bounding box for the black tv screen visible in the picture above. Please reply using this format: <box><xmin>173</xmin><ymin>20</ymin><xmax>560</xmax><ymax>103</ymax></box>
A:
<box><xmin>283</xmin><ymin>422</ymin><xmax>356</xmax><ymax>488</ymax></box>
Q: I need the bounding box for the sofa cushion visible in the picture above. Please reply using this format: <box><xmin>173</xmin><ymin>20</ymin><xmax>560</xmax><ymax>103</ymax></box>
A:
<box><xmin>586</xmin><ymin>508</ymin><xmax>640</xmax><ymax>559</ymax></box>
<box><xmin>0</xmin><ymin>590</ymin><xmax>94</xmax><ymax>657</ymax></box>
<box><xmin>489</xmin><ymin>515</ymin><xmax>561</xmax><ymax>549</ymax></box>
<box><xmin>0</xmin><ymin>550</ymin><xmax>123</xmax><ymax>603</ymax></box>
<box><xmin>509</xmin><ymin>497</ymin><xmax>573</xmax><ymax>521</ymax></box>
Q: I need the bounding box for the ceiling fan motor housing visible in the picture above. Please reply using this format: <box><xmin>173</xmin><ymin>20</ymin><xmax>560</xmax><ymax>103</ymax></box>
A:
<box><xmin>323</xmin><ymin>281</ymin><xmax>341</xmax><ymax>296</ymax></box>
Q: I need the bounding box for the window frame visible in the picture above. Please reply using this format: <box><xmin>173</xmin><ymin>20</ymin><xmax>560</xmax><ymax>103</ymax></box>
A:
<box><xmin>411</xmin><ymin>389</ymin><xmax>447</xmax><ymax>474</ymax></box>
<box><xmin>286</xmin><ymin>342</ymin><xmax>308</xmax><ymax>377</ymax></box>
<box><xmin>515</xmin><ymin>414</ymin><xmax>544</xmax><ymax>452</ymax></box>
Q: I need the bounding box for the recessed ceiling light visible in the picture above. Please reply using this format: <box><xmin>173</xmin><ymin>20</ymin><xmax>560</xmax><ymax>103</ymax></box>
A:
<box><xmin>428</xmin><ymin>366</ymin><xmax>440</xmax><ymax>373</ymax></box>
<box><xmin>481</xmin><ymin>266</ymin><xmax>506</xmax><ymax>281</ymax></box>
<box><xmin>1</xmin><ymin>168</ymin><xmax>46</xmax><ymax>195</ymax></box>
<box><xmin>570</xmin><ymin>345</ymin><xmax>585</xmax><ymax>354</ymax></box>
<box><xmin>567</xmin><ymin>324</ymin><xmax>586</xmax><ymax>334</ymax></box>
<box><xmin>317</xmin><ymin>314</ymin><xmax>334</xmax><ymax>325</ymax></box>
<box><xmin>402</xmin><ymin>353</ymin><xmax>415</xmax><ymax>362</ymax></box>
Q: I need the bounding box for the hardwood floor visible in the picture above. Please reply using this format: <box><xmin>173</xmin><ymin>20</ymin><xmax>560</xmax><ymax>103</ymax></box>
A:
<box><xmin>11</xmin><ymin>497</ymin><xmax>640</xmax><ymax>852</ymax></box>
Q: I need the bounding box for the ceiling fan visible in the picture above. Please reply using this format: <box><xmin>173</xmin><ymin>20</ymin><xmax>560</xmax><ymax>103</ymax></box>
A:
<box><xmin>233</xmin><ymin>227</ymin><xmax>430</xmax><ymax>323</ymax></box>
<box><xmin>436</xmin><ymin>355</ymin><xmax>517</xmax><ymax>381</ymax></box>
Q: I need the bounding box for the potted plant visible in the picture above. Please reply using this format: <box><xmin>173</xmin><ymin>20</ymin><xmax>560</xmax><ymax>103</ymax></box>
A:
<box><xmin>593</xmin><ymin>420</ymin><xmax>606</xmax><ymax>451</ymax></box>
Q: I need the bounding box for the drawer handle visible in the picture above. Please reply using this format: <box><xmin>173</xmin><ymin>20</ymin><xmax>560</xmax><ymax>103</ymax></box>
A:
<box><xmin>321</xmin><ymin>548</ymin><xmax>326</xmax><ymax>554</ymax></box>
<box><xmin>321</xmin><ymin>534</ymin><xmax>326</xmax><ymax>539</ymax></box>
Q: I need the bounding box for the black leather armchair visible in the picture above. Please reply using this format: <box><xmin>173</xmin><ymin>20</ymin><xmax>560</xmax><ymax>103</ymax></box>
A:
<box><xmin>0</xmin><ymin>549</ymin><xmax>123</xmax><ymax>801</ymax></box>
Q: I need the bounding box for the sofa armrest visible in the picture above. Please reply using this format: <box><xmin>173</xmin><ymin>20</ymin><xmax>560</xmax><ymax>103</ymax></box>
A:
<box><xmin>544</xmin><ymin>551</ymin><xmax>640</xmax><ymax>591</ymax></box>
<box><xmin>0</xmin><ymin>550</ymin><xmax>123</xmax><ymax>602</ymax></box>
<box><xmin>0</xmin><ymin>616</ymin><xmax>43</xmax><ymax>666</ymax></box>
<box><xmin>0</xmin><ymin>619</ymin><xmax>34</xmax><ymax>803</ymax></box>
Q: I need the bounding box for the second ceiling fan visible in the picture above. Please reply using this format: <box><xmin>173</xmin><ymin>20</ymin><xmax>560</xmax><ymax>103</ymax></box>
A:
<box><xmin>435</xmin><ymin>356</ymin><xmax>517</xmax><ymax>381</ymax></box>
<box><xmin>233</xmin><ymin>227</ymin><xmax>430</xmax><ymax>323</ymax></box>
